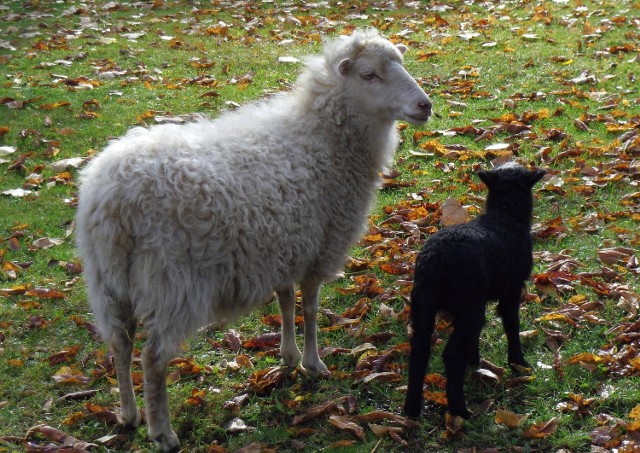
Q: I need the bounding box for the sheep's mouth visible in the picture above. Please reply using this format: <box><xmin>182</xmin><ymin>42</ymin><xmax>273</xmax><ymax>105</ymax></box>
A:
<box><xmin>404</xmin><ymin>113</ymin><xmax>431</xmax><ymax>124</ymax></box>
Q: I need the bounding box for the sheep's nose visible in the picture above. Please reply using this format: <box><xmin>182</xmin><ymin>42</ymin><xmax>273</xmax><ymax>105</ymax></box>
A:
<box><xmin>418</xmin><ymin>100</ymin><xmax>432</xmax><ymax>115</ymax></box>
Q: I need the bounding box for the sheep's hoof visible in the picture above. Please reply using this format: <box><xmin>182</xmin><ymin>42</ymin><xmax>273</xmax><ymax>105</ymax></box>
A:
<box><xmin>509</xmin><ymin>361</ymin><xmax>532</xmax><ymax>373</ymax></box>
<box><xmin>448</xmin><ymin>402</ymin><xmax>472</xmax><ymax>420</ymax></box>
<box><xmin>120</xmin><ymin>409</ymin><xmax>141</xmax><ymax>429</ymax></box>
<box><xmin>403</xmin><ymin>403</ymin><xmax>421</xmax><ymax>420</ymax></box>
<box><xmin>152</xmin><ymin>430</ymin><xmax>180</xmax><ymax>453</ymax></box>
<box><xmin>300</xmin><ymin>361</ymin><xmax>331</xmax><ymax>378</ymax></box>
<box><xmin>449</xmin><ymin>408</ymin><xmax>472</xmax><ymax>420</ymax></box>
<box><xmin>280</xmin><ymin>349</ymin><xmax>303</xmax><ymax>368</ymax></box>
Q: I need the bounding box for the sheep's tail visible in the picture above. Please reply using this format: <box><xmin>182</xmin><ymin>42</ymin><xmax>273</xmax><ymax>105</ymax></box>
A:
<box><xmin>404</xmin><ymin>283</ymin><xmax>437</xmax><ymax>418</ymax></box>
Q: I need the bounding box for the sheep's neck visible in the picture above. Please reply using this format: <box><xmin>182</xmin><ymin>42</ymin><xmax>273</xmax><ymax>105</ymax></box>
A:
<box><xmin>330</xmin><ymin>115</ymin><xmax>397</xmax><ymax>175</ymax></box>
<box><xmin>482</xmin><ymin>208</ymin><xmax>534</xmax><ymax>229</ymax></box>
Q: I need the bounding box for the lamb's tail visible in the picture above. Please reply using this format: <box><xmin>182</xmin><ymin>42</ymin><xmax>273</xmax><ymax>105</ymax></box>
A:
<box><xmin>404</xmin><ymin>283</ymin><xmax>437</xmax><ymax>418</ymax></box>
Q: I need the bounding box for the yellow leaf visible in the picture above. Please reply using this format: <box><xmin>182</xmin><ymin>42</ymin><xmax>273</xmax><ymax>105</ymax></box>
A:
<box><xmin>564</xmin><ymin>352</ymin><xmax>604</xmax><ymax>365</ymax></box>
<box><xmin>629</xmin><ymin>404</ymin><xmax>640</xmax><ymax>420</ymax></box>
<box><xmin>419</xmin><ymin>139</ymin><xmax>447</xmax><ymax>155</ymax></box>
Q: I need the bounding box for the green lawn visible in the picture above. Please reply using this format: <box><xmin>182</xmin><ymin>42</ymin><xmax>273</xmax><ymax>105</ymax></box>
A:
<box><xmin>1</xmin><ymin>1</ymin><xmax>639</xmax><ymax>451</ymax></box>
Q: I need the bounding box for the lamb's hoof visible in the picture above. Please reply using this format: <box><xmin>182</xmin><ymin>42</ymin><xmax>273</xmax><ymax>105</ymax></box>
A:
<box><xmin>403</xmin><ymin>403</ymin><xmax>421</xmax><ymax>420</ymax></box>
<box><xmin>510</xmin><ymin>361</ymin><xmax>532</xmax><ymax>373</ymax></box>
<box><xmin>448</xmin><ymin>404</ymin><xmax>472</xmax><ymax>420</ymax></box>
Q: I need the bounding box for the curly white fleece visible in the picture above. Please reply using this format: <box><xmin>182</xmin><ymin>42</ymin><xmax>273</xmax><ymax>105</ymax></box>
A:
<box><xmin>76</xmin><ymin>29</ymin><xmax>423</xmax><ymax>358</ymax></box>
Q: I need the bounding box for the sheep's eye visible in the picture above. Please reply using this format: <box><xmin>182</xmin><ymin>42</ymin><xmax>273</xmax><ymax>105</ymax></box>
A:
<box><xmin>360</xmin><ymin>72</ymin><xmax>378</xmax><ymax>81</ymax></box>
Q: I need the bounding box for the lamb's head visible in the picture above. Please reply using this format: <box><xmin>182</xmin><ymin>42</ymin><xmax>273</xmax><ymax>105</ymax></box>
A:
<box><xmin>477</xmin><ymin>163</ymin><xmax>546</xmax><ymax>222</ymax></box>
<box><xmin>323</xmin><ymin>29</ymin><xmax>432</xmax><ymax>125</ymax></box>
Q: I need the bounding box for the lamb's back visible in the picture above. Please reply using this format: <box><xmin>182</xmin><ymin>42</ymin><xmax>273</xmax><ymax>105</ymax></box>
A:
<box><xmin>414</xmin><ymin>215</ymin><xmax>533</xmax><ymax>304</ymax></box>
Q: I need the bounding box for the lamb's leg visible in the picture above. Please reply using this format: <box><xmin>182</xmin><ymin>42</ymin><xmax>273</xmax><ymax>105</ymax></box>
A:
<box><xmin>276</xmin><ymin>284</ymin><xmax>302</xmax><ymax>367</ymax></box>
<box><xmin>498</xmin><ymin>289</ymin><xmax>530</xmax><ymax>369</ymax></box>
<box><xmin>142</xmin><ymin>337</ymin><xmax>179</xmax><ymax>453</ymax></box>
<box><xmin>443</xmin><ymin>316</ymin><xmax>473</xmax><ymax>419</ymax></box>
<box><xmin>300</xmin><ymin>278</ymin><xmax>329</xmax><ymax>376</ymax></box>
<box><xmin>404</xmin><ymin>305</ymin><xmax>437</xmax><ymax>418</ymax></box>
<box><xmin>464</xmin><ymin>310</ymin><xmax>486</xmax><ymax>368</ymax></box>
<box><xmin>110</xmin><ymin>320</ymin><xmax>140</xmax><ymax>428</ymax></box>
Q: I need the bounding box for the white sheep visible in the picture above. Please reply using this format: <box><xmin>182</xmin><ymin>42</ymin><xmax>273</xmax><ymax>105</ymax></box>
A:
<box><xmin>76</xmin><ymin>28</ymin><xmax>431</xmax><ymax>452</ymax></box>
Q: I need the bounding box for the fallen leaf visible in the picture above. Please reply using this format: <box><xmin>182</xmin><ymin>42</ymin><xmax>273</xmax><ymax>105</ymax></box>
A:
<box><xmin>495</xmin><ymin>408</ymin><xmax>529</xmax><ymax>427</ymax></box>
<box><xmin>25</xmin><ymin>424</ymin><xmax>97</xmax><ymax>449</ymax></box>
<box><xmin>328</xmin><ymin>415</ymin><xmax>365</xmax><ymax>440</ymax></box>
<box><xmin>440</xmin><ymin>197</ymin><xmax>470</xmax><ymax>226</ymax></box>
<box><xmin>522</xmin><ymin>417</ymin><xmax>560</xmax><ymax>439</ymax></box>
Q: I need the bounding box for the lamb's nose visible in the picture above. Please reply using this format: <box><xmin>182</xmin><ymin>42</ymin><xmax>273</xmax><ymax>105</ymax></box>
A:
<box><xmin>418</xmin><ymin>100</ymin><xmax>432</xmax><ymax>115</ymax></box>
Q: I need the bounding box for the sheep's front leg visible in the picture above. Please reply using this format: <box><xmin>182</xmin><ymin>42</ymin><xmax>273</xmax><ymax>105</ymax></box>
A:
<box><xmin>300</xmin><ymin>278</ymin><xmax>329</xmax><ymax>376</ymax></box>
<box><xmin>276</xmin><ymin>285</ymin><xmax>302</xmax><ymax>367</ymax></box>
<box><xmin>142</xmin><ymin>337</ymin><xmax>179</xmax><ymax>453</ymax></box>
<box><xmin>498</xmin><ymin>288</ymin><xmax>530</xmax><ymax>369</ymax></box>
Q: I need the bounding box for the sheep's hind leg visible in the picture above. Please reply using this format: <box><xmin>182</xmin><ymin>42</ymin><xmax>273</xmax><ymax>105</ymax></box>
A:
<box><xmin>142</xmin><ymin>336</ymin><xmax>180</xmax><ymax>453</ymax></box>
<box><xmin>299</xmin><ymin>278</ymin><xmax>329</xmax><ymax>376</ymax></box>
<box><xmin>498</xmin><ymin>288</ymin><xmax>530</xmax><ymax>369</ymax></box>
<box><xmin>110</xmin><ymin>319</ymin><xmax>140</xmax><ymax>428</ymax></box>
<box><xmin>276</xmin><ymin>285</ymin><xmax>302</xmax><ymax>367</ymax></box>
<box><xmin>443</xmin><ymin>316</ymin><xmax>473</xmax><ymax>419</ymax></box>
<box><xmin>464</xmin><ymin>309</ymin><xmax>486</xmax><ymax>368</ymax></box>
<box><xmin>404</xmin><ymin>305</ymin><xmax>437</xmax><ymax>418</ymax></box>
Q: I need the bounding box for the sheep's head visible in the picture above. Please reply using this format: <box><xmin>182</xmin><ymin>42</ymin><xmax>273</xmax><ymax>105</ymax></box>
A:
<box><xmin>327</xmin><ymin>29</ymin><xmax>432</xmax><ymax>126</ymax></box>
<box><xmin>477</xmin><ymin>163</ymin><xmax>546</xmax><ymax>222</ymax></box>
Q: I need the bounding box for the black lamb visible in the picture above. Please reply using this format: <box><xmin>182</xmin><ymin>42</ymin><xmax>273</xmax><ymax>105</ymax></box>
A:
<box><xmin>404</xmin><ymin>163</ymin><xmax>546</xmax><ymax>419</ymax></box>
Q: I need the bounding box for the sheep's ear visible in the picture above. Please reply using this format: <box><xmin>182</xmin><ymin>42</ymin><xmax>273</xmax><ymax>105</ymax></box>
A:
<box><xmin>477</xmin><ymin>170</ymin><xmax>495</xmax><ymax>188</ymax></box>
<box><xmin>338</xmin><ymin>58</ymin><xmax>351</xmax><ymax>75</ymax></box>
<box><xmin>527</xmin><ymin>169</ymin><xmax>546</xmax><ymax>187</ymax></box>
<box><xmin>396</xmin><ymin>43</ymin><xmax>408</xmax><ymax>55</ymax></box>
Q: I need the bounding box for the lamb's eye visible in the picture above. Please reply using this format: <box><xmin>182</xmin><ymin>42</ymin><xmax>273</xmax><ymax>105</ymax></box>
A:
<box><xmin>360</xmin><ymin>72</ymin><xmax>378</xmax><ymax>81</ymax></box>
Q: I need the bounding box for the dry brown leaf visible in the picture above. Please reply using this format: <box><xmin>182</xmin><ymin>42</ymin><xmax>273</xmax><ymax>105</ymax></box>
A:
<box><xmin>247</xmin><ymin>366</ymin><xmax>286</xmax><ymax>395</ymax></box>
<box><xmin>354</xmin><ymin>411</ymin><xmax>418</xmax><ymax>429</ymax></box>
<box><xmin>328</xmin><ymin>415</ymin><xmax>365</xmax><ymax>440</ymax></box>
<box><xmin>292</xmin><ymin>396</ymin><xmax>350</xmax><ymax>425</ymax></box>
<box><xmin>440</xmin><ymin>197</ymin><xmax>470</xmax><ymax>226</ymax></box>
<box><xmin>25</xmin><ymin>424</ymin><xmax>96</xmax><ymax>450</ymax></box>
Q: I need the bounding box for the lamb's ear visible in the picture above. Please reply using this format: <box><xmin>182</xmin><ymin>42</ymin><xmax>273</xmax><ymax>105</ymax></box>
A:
<box><xmin>477</xmin><ymin>170</ymin><xmax>495</xmax><ymax>188</ymax></box>
<box><xmin>395</xmin><ymin>43</ymin><xmax>408</xmax><ymax>55</ymax></box>
<box><xmin>338</xmin><ymin>58</ymin><xmax>351</xmax><ymax>76</ymax></box>
<box><xmin>527</xmin><ymin>169</ymin><xmax>546</xmax><ymax>187</ymax></box>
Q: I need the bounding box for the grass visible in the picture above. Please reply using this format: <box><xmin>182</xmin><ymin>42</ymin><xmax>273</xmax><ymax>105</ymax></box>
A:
<box><xmin>1</xmin><ymin>0</ymin><xmax>640</xmax><ymax>452</ymax></box>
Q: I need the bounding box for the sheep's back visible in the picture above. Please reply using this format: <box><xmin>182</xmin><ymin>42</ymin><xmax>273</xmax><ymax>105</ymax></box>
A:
<box><xmin>77</xmin><ymin>113</ymin><xmax>367</xmax><ymax>340</ymax></box>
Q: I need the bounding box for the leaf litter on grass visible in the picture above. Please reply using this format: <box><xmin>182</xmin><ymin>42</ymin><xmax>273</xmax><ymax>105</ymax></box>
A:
<box><xmin>1</xmin><ymin>0</ymin><xmax>640</xmax><ymax>451</ymax></box>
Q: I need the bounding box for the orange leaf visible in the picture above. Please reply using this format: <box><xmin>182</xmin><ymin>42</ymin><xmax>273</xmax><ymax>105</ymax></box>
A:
<box><xmin>423</xmin><ymin>390</ymin><xmax>448</xmax><ymax>406</ymax></box>
<box><xmin>522</xmin><ymin>417</ymin><xmax>560</xmax><ymax>439</ymax></box>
